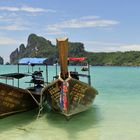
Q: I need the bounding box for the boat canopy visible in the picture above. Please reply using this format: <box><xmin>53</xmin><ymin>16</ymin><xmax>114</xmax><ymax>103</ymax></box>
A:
<box><xmin>18</xmin><ymin>58</ymin><xmax>48</xmax><ymax>65</ymax></box>
<box><xmin>68</xmin><ymin>57</ymin><xmax>86</xmax><ymax>61</ymax></box>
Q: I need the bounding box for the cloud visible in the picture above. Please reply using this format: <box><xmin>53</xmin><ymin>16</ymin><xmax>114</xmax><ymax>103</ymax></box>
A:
<box><xmin>119</xmin><ymin>45</ymin><xmax>140</xmax><ymax>51</ymax></box>
<box><xmin>0</xmin><ymin>13</ymin><xmax>30</xmax><ymax>30</ymax></box>
<box><xmin>0</xmin><ymin>24</ymin><xmax>29</xmax><ymax>30</ymax></box>
<box><xmin>80</xmin><ymin>16</ymin><xmax>100</xmax><ymax>20</ymax></box>
<box><xmin>0</xmin><ymin>6</ymin><xmax>55</xmax><ymax>31</ymax></box>
<box><xmin>0</xmin><ymin>17</ymin><xmax>30</xmax><ymax>31</ymax></box>
<box><xmin>0</xmin><ymin>6</ymin><xmax>55</xmax><ymax>13</ymax></box>
<box><xmin>0</xmin><ymin>37</ymin><xmax>24</xmax><ymax>45</ymax></box>
<box><xmin>45</xmin><ymin>27</ymin><xmax>65</xmax><ymax>35</ymax></box>
<box><xmin>46</xmin><ymin>16</ymin><xmax>119</xmax><ymax>34</ymax></box>
<box><xmin>84</xmin><ymin>41</ymin><xmax>123</xmax><ymax>46</ymax></box>
<box><xmin>82</xmin><ymin>40</ymin><xmax>140</xmax><ymax>52</ymax></box>
<box><xmin>0</xmin><ymin>15</ymin><xmax>12</xmax><ymax>22</ymax></box>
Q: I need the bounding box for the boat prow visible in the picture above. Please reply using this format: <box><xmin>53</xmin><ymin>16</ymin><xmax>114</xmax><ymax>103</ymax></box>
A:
<box><xmin>42</xmin><ymin>75</ymin><xmax>98</xmax><ymax>117</ymax></box>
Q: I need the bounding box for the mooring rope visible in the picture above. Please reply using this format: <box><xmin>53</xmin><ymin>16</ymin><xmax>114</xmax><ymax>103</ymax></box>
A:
<box><xmin>58</xmin><ymin>72</ymin><xmax>72</xmax><ymax>82</ymax></box>
<box><xmin>26</xmin><ymin>89</ymin><xmax>40</xmax><ymax>106</ymax></box>
<box><xmin>37</xmin><ymin>89</ymin><xmax>44</xmax><ymax>118</ymax></box>
<box><xmin>26</xmin><ymin>89</ymin><xmax>44</xmax><ymax>119</ymax></box>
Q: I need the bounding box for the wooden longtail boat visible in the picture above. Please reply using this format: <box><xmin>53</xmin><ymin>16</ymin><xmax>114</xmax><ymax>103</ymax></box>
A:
<box><xmin>0</xmin><ymin>58</ymin><xmax>48</xmax><ymax>118</ymax></box>
<box><xmin>42</xmin><ymin>38</ymin><xmax>98</xmax><ymax>118</ymax></box>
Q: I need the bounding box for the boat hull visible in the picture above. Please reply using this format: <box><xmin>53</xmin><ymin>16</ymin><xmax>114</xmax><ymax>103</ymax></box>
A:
<box><xmin>42</xmin><ymin>77</ymin><xmax>98</xmax><ymax>117</ymax></box>
<box><xmin>0</xmin><ymin>82</ymin><xmax>41</xmax><ymax>118</ymax></box>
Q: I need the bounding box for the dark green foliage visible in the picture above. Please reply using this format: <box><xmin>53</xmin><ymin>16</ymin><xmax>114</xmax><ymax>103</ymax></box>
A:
<box><xmin>68</xmin><ymin>42</ymin><xmax>85</xmax><ymax>56</ymax></box>
<box><xmin>87</xmin><ymin>51</ymin><xmax>140</xmax><ymax>66</ymax></box>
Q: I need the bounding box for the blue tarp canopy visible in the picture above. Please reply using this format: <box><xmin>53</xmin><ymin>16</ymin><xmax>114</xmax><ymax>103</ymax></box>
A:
<box><xmin>18</xmin><ymin>58</ymin><xmax>48</xmax><ymax>65</ymax></box>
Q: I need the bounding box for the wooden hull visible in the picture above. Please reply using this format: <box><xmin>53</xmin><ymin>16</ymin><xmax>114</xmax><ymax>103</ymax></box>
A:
<box><xmin>42</xmin><ymin>77</ymin><xmax>98</xmax><ymax>117</ymax></box>
<box><xmin>0</xmin><ymin>82</ymin><xmax>41</xmax><ymax>118</ymax></box>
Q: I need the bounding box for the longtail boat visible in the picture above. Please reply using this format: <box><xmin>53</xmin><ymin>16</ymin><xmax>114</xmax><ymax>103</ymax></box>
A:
<box><xmin>0</xmin><ymin>58</ymin><xmax>48</xmax><ymax>118</ymax></box>
<box><xmin>42</xmin><ymin>38</ymin><xmax>98</xmax><ymax>118</ymax></box>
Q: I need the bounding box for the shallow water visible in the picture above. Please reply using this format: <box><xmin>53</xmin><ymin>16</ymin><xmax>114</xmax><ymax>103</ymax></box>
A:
<box><xmin>0</xmin><ymin>65</ymin><xmax>140</xmax><ymax>140</ymax></box>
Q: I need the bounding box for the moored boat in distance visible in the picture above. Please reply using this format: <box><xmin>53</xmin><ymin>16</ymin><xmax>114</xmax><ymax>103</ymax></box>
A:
<box><xmin>81</xmin><ymin>66</ymin><xmax>89</xmax><ymax>71</ymax></box>
<box><xmin>0</xmin><ymin>58</ymin><xmax>48</xmax><ymax>118</ymax></box>
<box><xmin>42</xmin><ymin>38</ymin><xmax>98</xmax><ymax>118</ymax></box>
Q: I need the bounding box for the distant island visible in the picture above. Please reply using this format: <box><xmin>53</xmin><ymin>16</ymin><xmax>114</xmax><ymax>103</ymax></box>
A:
<box><xmin>0</xmin><ymin>56</ymin><xmax>4</xmax><ymax>65</ymax></box>
<box><xmin>8</xmin><ymin>33</ymin><xmax>140</xmax><ymax>66</ymax></box>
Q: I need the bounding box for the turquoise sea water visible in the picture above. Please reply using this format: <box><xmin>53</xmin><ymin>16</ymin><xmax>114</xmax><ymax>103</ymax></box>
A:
<box><xmin>0</xmin><ymin>65</ymin><xmax>140</xmax><ymax>140</ymax></box>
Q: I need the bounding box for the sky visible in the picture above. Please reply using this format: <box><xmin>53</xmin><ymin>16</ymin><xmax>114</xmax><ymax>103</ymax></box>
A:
<box><xmin>0</xmin><ymin>0</ymin><xmax>140</xmax><ymax>62</ymax></box>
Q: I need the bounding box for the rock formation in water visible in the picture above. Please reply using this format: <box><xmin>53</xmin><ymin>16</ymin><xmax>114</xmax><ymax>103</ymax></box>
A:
<box><xmin>0</xmin><ymin>56</ymin><xmax>4</xmax><ymax>64</ymax></box>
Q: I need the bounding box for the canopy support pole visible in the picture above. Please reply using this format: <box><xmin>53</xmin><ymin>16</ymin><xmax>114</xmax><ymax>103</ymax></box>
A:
<box><xmin>17</xmin><ymin>64</ymin><xmax>19</xmax><ymax>88</ymax></box>
<box><xmin>46</xmin><ymin>65</ymin><xmax>48</xmax><ymax>84</ymax></box>
<box><xmin>88</xmin><ymin>63</ymin><xmax>91</xmax><ymax>86</ymax></box>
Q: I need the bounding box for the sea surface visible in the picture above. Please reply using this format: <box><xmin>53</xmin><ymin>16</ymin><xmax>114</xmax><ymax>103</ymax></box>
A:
<box><xmin>0</xmin><ymin>65</ymin><xmax>140</xmax><ymax>140</ymax></box>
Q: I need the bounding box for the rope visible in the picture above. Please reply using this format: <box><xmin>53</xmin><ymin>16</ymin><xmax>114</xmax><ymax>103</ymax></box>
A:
<box><xmin>26</xmin><ymin>89</ymin><xmax>40</xmax><ymax>106</ymax></box>
<box><xmin>37</xmin><ymin>89</ymin><xmax>44</xmax><ymax>119</ymax></box>
<box><xmin>26</xmin><ymin>89</ymin><xmax>44</xmax><ymax>119</ymax></box>
<box><xmin>58</xmin><ymin>72</ymin><xmax>71</xmax><ymax>82</ymax></box>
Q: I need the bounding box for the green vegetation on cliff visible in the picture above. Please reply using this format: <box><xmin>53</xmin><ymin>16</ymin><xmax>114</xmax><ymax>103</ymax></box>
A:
<box><xmin>10</xmin><ymin>34</ymin><xmax>86</xmax><ymax>64</ymax></box>
<box><xmin>10</xmin><ymin>34</ymin><xmax>56</xmax><ymax>64</ymax></box>
<box><xmin>87</xmin><ymin>51</ymin><xmax>140</xmax><ymax>66</ymax></box>
<box><xmin>10</xmin><ymin>34</ymin><xmax>140</xmax><ymax>66</ymax></box>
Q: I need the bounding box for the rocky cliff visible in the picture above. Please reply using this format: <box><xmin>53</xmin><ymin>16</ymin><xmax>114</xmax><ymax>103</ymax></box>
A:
<box><xmin>0</xmin><ymin>56</ymin><xmax>4</xmax><ymax>64</ymax></box>
<box><xmin>10</xmin><ymin>34</ymin><xmax>85</xmax><ymax>64</ymax></box>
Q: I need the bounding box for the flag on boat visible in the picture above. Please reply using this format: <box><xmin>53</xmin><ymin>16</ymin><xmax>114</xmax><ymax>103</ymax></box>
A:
<box><xmin>68</xmin><ymin>57</ymin><xmax>86</xmax><ymax>61</ymax></box>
